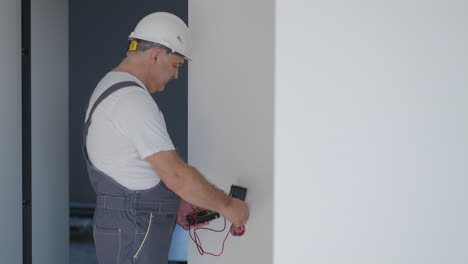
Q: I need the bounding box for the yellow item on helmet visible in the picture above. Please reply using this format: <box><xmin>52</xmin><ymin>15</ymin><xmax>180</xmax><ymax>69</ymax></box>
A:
<box><xmin>128</xmin><ymin>40</ymin><xmax>138</xmax><ymax>51</ymax></box>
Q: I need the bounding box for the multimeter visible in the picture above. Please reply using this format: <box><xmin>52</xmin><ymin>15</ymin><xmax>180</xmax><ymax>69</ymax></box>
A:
<box><xmin>186</xmin><ymin>185</ymin><xmax>247</xmax><ymax>226</ymax></box>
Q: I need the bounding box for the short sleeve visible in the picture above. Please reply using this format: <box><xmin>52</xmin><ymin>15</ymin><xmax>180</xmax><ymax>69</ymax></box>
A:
<box><xmin>110</xmin><ymin>88</ymin><xmax>175</xmax><ymax>159</ymax></box>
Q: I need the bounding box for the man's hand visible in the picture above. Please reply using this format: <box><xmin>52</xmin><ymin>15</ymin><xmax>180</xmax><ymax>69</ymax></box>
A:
<box><xmin>177</xmin><ymin>199</ymin><xmax>205</xmax><ymax>230</ymax></box>
<box><xmin>220</xmin><ymin>197</ymin><xmax>249</xmax><ymax>228</ymax></box>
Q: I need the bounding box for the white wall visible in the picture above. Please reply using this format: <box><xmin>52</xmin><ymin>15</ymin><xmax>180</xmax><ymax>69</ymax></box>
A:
<box><xmin>31</xmin><ymin>0</ymin><xmax>69</xmax><ymax>263</ymax></box>
<box><xmin>0</xmin><ymin>0</ymin><xmax>23</xmax><ymax>262</ymax></box>
<box><xmin>275</xmin><ymin>1</ymin><xmax>468</xmax><ymax>264</ymax></box>
<box><xmin>189</xmin><ymin>1</ymin><xmax>274</xmax><ymax>263</ymax></box>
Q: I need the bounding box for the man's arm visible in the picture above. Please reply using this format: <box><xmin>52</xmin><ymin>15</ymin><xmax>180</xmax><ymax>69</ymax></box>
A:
<box><xmin>145</xmin><ymin>150</ymin><xmax>249</xmax><ymax>227</ymax></box>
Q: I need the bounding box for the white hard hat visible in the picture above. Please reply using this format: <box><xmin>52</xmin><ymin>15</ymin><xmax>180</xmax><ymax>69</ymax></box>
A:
<box><xmin>129</xmin><ymin>12</ymin><xmax>192</xmax><ymax>60</ymax></box>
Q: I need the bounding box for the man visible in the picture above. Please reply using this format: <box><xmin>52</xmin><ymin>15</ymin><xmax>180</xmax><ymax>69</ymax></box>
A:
<box><xmin>83</xmin><ymin>12</ymin><xmax>249</xmax><ymax>264</ymax></box>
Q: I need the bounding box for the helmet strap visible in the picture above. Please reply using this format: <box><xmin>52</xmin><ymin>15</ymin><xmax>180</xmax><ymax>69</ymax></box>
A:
<box><xmin>127</xmin><ymin>39</ymin><xmax>183</xmax><ymax>58</ymax></box>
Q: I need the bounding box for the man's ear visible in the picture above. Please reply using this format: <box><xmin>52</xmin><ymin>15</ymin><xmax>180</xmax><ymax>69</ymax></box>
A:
<box><xmin>150</xmin><ymin>47</ymin><xmax>164</xmax><ymax>64</ymax></box>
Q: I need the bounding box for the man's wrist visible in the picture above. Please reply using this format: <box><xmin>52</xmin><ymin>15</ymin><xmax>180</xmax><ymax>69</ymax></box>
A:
<box><xmin>217</xmin><ymin>195</ymin><xmax>232</xmax><ymax>215</ymax></box>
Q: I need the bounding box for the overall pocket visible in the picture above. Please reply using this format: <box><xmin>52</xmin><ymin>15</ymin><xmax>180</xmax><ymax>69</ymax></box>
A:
<box><xmin>134</xmin><ymin>212</ymin><xmax>153</xmax><ymax>260</ymax></box>
<box><xmin>93</xmin><ymin>226</ymin><xmax>121</xmax><ymax>264</ymax></box>
<box><xmin>133</xmin><ymin>212</ymin><xmax>177</xmax><ymax>263</ymax></box>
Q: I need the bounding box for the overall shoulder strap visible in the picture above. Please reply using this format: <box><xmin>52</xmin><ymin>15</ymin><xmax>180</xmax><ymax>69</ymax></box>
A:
<box><xmin>85</xmin><ymin>81</ymin><xmax>143</xmax><ymax>124</ymax></box>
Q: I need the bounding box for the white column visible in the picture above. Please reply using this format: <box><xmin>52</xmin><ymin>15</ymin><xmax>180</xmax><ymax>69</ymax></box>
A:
<box><xmin>275</xmin><ymin>1</ymin><xmax>468</xmax><ymax>263</ymax></box>
<box><xmin>191</xmin><ymin>1</ymin><xmax>468</xmax><ymax>263</ymax></box>
<box><xmin>188</xmin><ymin>0</ymin><xmax>274</xmax><ymax>263</ymax></box>
<box><xmin>31</xmin><ymin>0</ymin><xmax>69</xmax><ymax>263</ymax></box>
<box><xmin>0</xmin><ymin>0</ymin><xmax>23</xmax><ymax>262</ymax></box>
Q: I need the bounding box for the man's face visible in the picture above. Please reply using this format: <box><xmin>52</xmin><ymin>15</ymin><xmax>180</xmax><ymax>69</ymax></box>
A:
<box><xmin>148</xmin><ymin>50</ymin><xmax>184</xmax><ymax>93</ymax></box>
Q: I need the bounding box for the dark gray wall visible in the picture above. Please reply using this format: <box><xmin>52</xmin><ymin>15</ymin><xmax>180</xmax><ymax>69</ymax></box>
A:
<box><xmin>69</xmin><ymin>0</ymin><xmax>188</xmax><ymax>204</ymax></box>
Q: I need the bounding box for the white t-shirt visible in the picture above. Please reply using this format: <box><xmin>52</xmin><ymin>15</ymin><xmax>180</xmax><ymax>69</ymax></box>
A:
<box><xmin>85</xmin><ymin>72</ymin><xmax>175</xmax><ymax>190</ymax></box>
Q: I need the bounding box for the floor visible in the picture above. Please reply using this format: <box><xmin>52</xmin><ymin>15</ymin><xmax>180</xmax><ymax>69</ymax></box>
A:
<box><xmin>70</xmin><ymin>242</ymin><xmax>97</xmax><ymax>264</ymax></box>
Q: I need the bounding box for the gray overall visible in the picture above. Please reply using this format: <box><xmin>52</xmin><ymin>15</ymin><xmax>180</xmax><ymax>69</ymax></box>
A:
<box><xmin>83</xmin><ymin>81</ymin><xmax>181</xmax><ymax>264</ymax></box>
